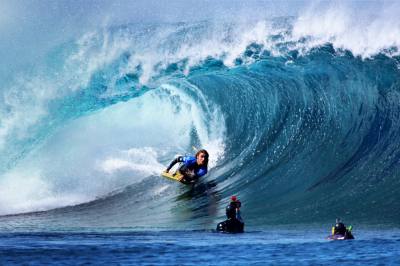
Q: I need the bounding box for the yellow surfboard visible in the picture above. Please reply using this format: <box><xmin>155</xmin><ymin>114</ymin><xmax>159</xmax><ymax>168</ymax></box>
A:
<box><xmin>161</xmin><ymin>171</ymin><xmax>184</xmax><ymax>182</ymax></box>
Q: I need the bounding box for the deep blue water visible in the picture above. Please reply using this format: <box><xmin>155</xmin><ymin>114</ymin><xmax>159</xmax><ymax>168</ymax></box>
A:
<box><xmin>1</xmin><ymin>229</ymin><xmax>400</xmax><ymax>265</ymax></box>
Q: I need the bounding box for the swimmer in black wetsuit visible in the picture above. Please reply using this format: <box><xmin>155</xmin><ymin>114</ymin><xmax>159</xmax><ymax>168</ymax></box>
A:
<box><xmin>334</xmin><ymin>218</ymin><xmax>347</xmax><ymax>235</ymax></box>
<box><xmin>332</xmin><ymin>218</ymin><xmax>354</xmax><ymax>239</ymax></box>
<box><xmin>216</xmin><ymin>196</ymin><xmax>245</xmax><ymax>233</ymax></box>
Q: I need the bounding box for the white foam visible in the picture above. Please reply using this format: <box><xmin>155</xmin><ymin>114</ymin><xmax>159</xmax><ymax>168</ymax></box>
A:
<box><xmin>0</xmin><ymin>168</ymin><xmax>89</xmax><ymax>215</ymax></box>
<box><xmin>0</xmin><ymin>83</ymin><xmax>226</xmax><ymax>215</ymax></box>
<box><xmin>291</xmin><ymin>2</ymin><xmax>400</xmax><ymax>58</ymax></box>
<box><xmin>160</xmin><ymin>83</ymin><xmax>226</xmax><ymax>167</ymax></box>
<box><xmin>152</xmin><ymin>184</ymin><xmax>170</xmax><ymax>197</ymax></box>
<box><xmin>67</xmin><ymin>29</ymin><xmax>131</xmax><ymax>89</ymax></box>
<box><xmin>0</xmin><ymin>77</ymin><xmax>53</xmax><ymax>149</ymax></box>
<box><xmin>100</xmin><ymin>147</ymin><xmax>165</xmax><ymax>175</ymax></box>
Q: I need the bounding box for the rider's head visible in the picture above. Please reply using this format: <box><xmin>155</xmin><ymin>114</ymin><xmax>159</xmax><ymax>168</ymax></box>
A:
<box><xmin>230</xmin><ymin>195</ymin><xmax>241</xmax><ymax>209</ymax></box>
<box><xmin>196</xmin><ymin>149</ymin><xmax>209</xmax><ymax>167</ymax></box>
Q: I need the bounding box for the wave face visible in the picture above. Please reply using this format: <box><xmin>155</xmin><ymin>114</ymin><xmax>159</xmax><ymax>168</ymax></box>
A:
<box><xmin>1</xmin><ymin>4</ymin><xmax>400</xmax><ymax>228</ymax></box>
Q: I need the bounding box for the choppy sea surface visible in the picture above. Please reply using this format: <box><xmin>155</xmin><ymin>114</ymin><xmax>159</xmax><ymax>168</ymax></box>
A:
<box><xmin>1</xmin><ymin>229</ymin><xmax>399</xmax><ymax>265</ymax></box>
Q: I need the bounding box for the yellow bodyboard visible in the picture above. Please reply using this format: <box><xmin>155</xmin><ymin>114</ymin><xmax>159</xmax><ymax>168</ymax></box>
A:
<box><xmin>161</xmin><ymin>171</ymin><xmax>183</xmax><ymax>182</ymax></box>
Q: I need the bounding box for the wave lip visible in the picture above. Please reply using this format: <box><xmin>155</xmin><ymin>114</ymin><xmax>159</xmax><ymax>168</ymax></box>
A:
<box><xmin>292</xmin><ymin>1</ymin><xmax>400</xmax><ymax>58</ymax></box>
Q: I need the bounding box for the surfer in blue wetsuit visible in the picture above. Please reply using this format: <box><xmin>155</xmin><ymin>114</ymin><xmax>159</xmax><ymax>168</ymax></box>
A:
<box><xmin>164</xmin><ymin>149</ymin><xmax>209</xmax><ymax>184</ymax></box>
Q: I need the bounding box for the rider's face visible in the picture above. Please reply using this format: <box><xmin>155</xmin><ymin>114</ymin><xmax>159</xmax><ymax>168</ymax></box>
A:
<box><xmin>196</xmin><ymin>152</ymin><xmax>206</xmax><ymax>165</ymax></box>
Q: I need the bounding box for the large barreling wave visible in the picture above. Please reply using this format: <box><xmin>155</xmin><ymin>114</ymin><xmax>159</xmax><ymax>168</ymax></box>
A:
<box><xmin>1</xmin><ymin>2</ymin><xmax>400</xmax><ymax>229</ymax></box>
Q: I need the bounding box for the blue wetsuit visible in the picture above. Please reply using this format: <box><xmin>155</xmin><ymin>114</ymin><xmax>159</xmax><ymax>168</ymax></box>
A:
<box><xmin>166</xmin><ymin>156</ymin><xmax>207</xmax><ymax>184</ymax></box>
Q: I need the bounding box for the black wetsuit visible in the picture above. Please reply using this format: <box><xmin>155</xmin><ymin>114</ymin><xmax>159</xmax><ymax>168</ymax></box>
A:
<box><xmin>216</xmin><ymin>218</ymin><xmax>244</xmax><ymax>233</ymax></box>
<box><xmin>230</xmin><ymin>201</ymin><xmax>241</xmax><ymax>209</ymax></box>
<box><xmin>334</xmin><ymin>222</ymin><xmax>347</xmax><ymax>235</ymax></box>
<box><xmin>216</xmin><ymin>204</ymin><xmax>244</xmax><ymax>233</ymax></box>
<box><xmin>334</xmin><ymin>222</ymin><xmax>354</xmax><ymax>239</ymax></box>
<box><xmin>229</xmin><ymin>201</ymin><xmax>243</xmax><ymax>222</ymax></box>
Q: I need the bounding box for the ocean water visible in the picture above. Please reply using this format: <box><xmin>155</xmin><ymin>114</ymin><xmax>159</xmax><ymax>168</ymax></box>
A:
<box><xmin>1</xmin><ymin>229</ymin><xmax>400</xmax><ymax>265</ymax></box>
<box><xmin>1</xmin><ymin>0</ymin><xmax>400</xmax><ymax>264</ymax></box>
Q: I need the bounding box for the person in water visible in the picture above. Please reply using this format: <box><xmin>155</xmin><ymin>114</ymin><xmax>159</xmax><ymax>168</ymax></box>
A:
<box><xmin>216</xmin><ymin>196</ymin><xmax>244</xmax><ymax>233</ymax></box>
<box><xmin>229</xmin><ymin>195</ymin><xmax>243</xmax><ymax>222</ymax></box>
<box><xmin>333</xmin><ymin>218</ymin><xmax>346</xmax><ymax>235</ymax></box>
<box><xmin>164</xmin><ymin>149</ymin><xmax>209</xmax><ymax>184</ymax></box>
<box><xmin>332</xmin><ymin>218</ymin><xmax>354</xmax><ymax>239</ymax></box>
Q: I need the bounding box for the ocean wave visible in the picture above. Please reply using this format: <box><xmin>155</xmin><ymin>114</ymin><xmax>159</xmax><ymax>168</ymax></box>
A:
<box><xmin>1</xmin><ymin>15</ymin><xmax>400</xmax><ymax>225</ymax></box>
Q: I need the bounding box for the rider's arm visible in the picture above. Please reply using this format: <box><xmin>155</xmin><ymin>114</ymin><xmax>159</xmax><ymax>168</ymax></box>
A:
<box><xmin>236</xmin><ymin>209</ymin><xmax>243</xmax><ymax>222</ymax></box>
<box><xmin>165</xmin><ymin>156</ymin><xmax>184</xmax><ymax>172</ymax></box>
